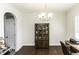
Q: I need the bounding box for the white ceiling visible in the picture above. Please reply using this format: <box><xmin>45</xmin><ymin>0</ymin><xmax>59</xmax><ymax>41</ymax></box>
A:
<box><xmin>11</xmin><ymin>3</ymin><xmax>76</xmax><ymax>12</ymax></box>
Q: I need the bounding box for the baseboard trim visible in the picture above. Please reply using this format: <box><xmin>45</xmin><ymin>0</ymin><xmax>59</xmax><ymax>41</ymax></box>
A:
<box><xmin>50</xmin><ymin>44</ymin><xmax>61</xmax><ymax>46</ymax></box>
<box><xmin>22</xmin><ymin>45</ymin><xmax>61</xmax><ymax>47</ymax></box>
<box><xmin>23</xmin><ymin>44</ymin><xmax>61</xmax><ymax>46</ymax></box>
<box><xmin>15</xmin><ymin>46</ymin><xmax>23</xmax><ymax>52</ymax></box>
<box><xmin>23</xmin><ymin>44</ymin><xmax>35</xmax><ymax>46</ymax></box>
<box><xmin>23</xmin><ymin>45</ymin><xmax>61</xmax><ymax>48</ymax></box>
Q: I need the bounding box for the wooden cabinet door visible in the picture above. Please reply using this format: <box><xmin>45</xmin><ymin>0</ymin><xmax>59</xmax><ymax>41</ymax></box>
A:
<box><xmin>35</xmin><ymin>40</ymin><xmax>49</xmax><ymax>48</ymax></box>
<box><xmin>35</xmin><ymin>40</ymin><xmax>43</xmax><ymax>48</ymax></box>
<box><xmin>42</xmin><ymin>41</ymin><xmax>49</xmax><ymax>48</ymax></box>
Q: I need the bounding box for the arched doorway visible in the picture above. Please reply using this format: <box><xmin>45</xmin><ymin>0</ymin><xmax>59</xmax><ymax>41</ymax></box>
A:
<box><xmin>4</xmin><ymin>12</ymin><xmax>16</xmax><ymax>51</ymax></box>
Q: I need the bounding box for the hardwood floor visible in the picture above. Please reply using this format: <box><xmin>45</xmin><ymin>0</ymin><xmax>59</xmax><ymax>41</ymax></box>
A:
<box><xmin>15</xmin><ymin>46</ymin><xmax>63</xmax><ymax>55</ymax></box>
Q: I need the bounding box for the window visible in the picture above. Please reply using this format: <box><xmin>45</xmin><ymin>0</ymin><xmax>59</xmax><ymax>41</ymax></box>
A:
<box><xmin>75</xmin><ymin>16</ymin><xmax>79</xmax><ymax>40</ymax></box>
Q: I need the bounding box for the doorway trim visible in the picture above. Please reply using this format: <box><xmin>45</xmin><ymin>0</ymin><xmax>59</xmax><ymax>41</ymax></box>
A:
<box><xmin>4</xmin><ymin>12</ymin><xmax>16</xmax><ymax>51</ymax></box>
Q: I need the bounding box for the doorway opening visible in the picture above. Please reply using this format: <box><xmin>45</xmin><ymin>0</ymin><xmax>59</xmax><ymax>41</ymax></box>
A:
<box><xmin>4</xmin><ymin>12</ymin><xmax>16</xmax><ymax>51</ymax></box>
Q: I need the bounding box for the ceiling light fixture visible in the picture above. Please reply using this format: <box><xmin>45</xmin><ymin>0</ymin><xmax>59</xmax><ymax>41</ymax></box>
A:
<box><xmin>38</xmin><ymin>4</ymin><xmax>53</xmax><ymax>20</ymax></box>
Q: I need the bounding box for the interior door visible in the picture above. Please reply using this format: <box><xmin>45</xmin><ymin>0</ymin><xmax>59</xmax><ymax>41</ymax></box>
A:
<box><xmin>4</xmin><ymin>18</ymin><xmax>15</xmax><ymax>49</ymax></box>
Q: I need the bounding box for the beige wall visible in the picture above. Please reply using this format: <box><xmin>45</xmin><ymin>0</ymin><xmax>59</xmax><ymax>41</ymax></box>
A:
<box><xmin>22</xmin><ymin>11</ymin><xmax>67</xmax><ymax>46</ymax></box>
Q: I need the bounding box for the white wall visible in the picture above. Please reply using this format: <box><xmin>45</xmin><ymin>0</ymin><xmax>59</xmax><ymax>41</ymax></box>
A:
<box><xmin>0</xmin><ymin>4</ymin><xmax>23</xmax><ymax>51</ymax></box>
<box><xmin>67</xmin><ymin>4</ymin><xmax>79</xmax><ymax>40</ymax></box>
<box><xmin>0</xmin><ymin>3</ymin><xmax>68</xmax><ymax>51</ymax></box>
<box><xmin>22</xmin><ymin>11</ymin><xmax>67</xmax><ymax>46</ymax></box>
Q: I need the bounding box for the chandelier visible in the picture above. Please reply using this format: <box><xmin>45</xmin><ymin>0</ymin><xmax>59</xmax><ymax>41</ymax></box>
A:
<box><xmin>38</xmin><ymin>4</ymin><xmax>53</xmax><ymax>20</ymax></box>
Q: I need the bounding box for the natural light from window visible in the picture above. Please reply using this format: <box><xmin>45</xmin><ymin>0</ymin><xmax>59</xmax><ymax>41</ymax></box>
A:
<box><xmin>75</xmin><ymin>16</ymin><xmax>79</xmax><ymax>41</ymax></box>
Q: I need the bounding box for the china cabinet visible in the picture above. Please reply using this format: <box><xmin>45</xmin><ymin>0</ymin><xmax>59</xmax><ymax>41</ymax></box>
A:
<box><xmin>35</xmin><ymin>23</ymin><xmax>49</xmax><ymax>48</ymax></box>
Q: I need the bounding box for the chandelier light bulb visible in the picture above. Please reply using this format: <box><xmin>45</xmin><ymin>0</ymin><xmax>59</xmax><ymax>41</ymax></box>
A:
<box><xmin>41</xmin><ymin>12</ymin><xmax>46</xmax><ymax>17</ymax></box>
<box><xmin>48</xmin><ymin>13</ymin><xmax>53</xmax><ymax>19</ymax></box>
<box><xmin>38</xmin><ymin>14</ymin><xmax>42</xmax><ymax>19</ymax></box>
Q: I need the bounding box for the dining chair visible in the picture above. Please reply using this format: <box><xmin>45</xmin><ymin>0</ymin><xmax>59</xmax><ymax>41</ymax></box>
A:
<box><xmin>60</xmin><ymin>41</ymin><xmax>72</xmax><ymax>55</ymax></box>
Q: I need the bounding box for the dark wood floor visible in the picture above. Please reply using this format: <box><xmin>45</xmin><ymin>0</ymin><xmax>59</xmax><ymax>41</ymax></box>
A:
<box><xmin>16</xmin><ymin>46</ymin><xmax>63</xmax><ymax>55</ymax></box>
